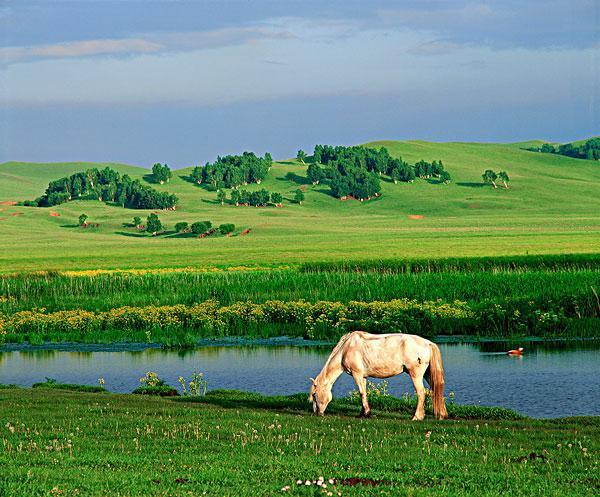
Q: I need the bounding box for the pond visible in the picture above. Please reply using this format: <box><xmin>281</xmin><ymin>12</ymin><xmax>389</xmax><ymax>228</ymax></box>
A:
<box><xmin>1</xmin><ymin>339</ymin><xmax>599</xmax><ymax>418</ymax></box>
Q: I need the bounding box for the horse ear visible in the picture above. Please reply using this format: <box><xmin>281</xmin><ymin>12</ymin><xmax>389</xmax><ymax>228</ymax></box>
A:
<box><xmin>309</xmin><ymin>377</ymin><xmax>316</xmax><ymax>385</ymax></box>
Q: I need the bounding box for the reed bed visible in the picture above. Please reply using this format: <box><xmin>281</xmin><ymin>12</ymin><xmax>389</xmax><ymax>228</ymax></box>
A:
<box><xmin>1</xmin><ymin>268</ymin><xmax>599</xmax><ymax>316</ymax></box>
<box><xmin>300</xmin><ymin>253</ymin><xmax>600</xmax><ymax>273</ymax></box>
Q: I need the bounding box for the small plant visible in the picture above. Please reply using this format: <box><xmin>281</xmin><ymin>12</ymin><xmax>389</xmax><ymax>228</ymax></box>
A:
<box><xmin>139</xmin><ymin>371</ymin><xmax>164</xmax><ymax>387</ymax></box>
<box><xmin>98</xmin><ymin>377</ymin><xmax>105</xmax><ymax>388</ymax></box>
<box><xmin>133</xmin><ymin>216</ymin><xmax>142</xmax><ymax>228</ymax></box>
<box><xmin>133</xmin><ymin>371</ymin><xmax>179</xmax><ymax>396</ymax></box>
<box><xmin>178</xmin><ymin>371</ymin><xmax>208</xmax><ymax>397</ymax></box>
<box><xmin>78</xmin><ymin>214</ymin><xmax>88</xmax><ymax>226</ymax></box>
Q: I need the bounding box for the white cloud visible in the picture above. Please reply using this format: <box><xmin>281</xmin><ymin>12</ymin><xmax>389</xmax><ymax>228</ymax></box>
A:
<box><xmin>0</xmin><ymin>26</ymin><xmax>296</xmax><ymax>65</ymax></box>
<box><xmin>0</xmin><ymin>38</ymin><xmax>163</xmax><ymax>63</ymax></box>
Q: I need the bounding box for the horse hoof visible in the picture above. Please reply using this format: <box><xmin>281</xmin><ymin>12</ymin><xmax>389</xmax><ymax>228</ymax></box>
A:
<box><xmin>412</xmin><ymin>416</ymin><xmax>424</xmax><ymax>421</ymax></box>
<box><xmin>358</xmin><ymin>411</ymin><xmax>372</xmax><ymax>419</ymax></box>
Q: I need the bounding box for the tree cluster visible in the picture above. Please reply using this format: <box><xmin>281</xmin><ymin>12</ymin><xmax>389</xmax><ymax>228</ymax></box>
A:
<box><xmin>153</xmin><ymin>216</ymin><xmax>236</xmax><ymax>237</ymax></box>
<box><xmin>228</xmin><ymin>188</ymin><xmax>283</xmax><ymax>207</ymax></box>
<box><xmin>310</xmin><ymin>144</ymin><xmax>451</xmax><ymax>200</ymax></box>
<box><xmin>535</xmin><ymin>138</ymin><xmax>600</xmax><ymax>160</ymax></box>
<box><xmin>190</xmin><ymin>152</ymin><xmax>273</xmax><ymax>189</ymax></box>
<box><xmin>152</xmin><ymin>163</ymin><xmax>172</xmax><ymax>184</ymax></box>
<box><xmin>34</xmin><ymin>167</ymin><xmax>178</xmax><ymax>209</ymax></box>
<box><xmin>482</xmin><ymin>170</ymin><xmax>510</xmax><ymax>189</ymax></box>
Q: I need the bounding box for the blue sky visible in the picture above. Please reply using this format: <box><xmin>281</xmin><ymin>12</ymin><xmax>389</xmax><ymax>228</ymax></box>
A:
<box><xmin>1</xmin><ymin>0</ymin><xmax>598</xmax><ymax>167</ymax></box>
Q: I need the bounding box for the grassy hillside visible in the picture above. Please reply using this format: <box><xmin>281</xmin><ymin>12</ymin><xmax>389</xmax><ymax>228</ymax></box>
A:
<box><xmin>0</xmin><ymin>140</ymin><xmax>599</xmax><ymax>272</ymax></box>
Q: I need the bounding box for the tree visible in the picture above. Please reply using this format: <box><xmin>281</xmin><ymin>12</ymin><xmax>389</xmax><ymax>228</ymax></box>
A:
<box><xmin>294</xmin><ymin>189</ymin><xmax>305</xmax><ymax>204</ymax></box>
<box><xmin>498</xmin><ymin>171</ymin><xmax>510</xmax><ymax>189</ymax></box>
<box><xmin>192</xmin><ymin>221</ymin><xmax>212</xmax><ymax>235</ymax></box>
<box><xmin>297</xmin><ymin>150</ymin><xmax>306</xmax><ymax>164</ymax></box>
<box><xmin>270</xmin><ymin>192</ymin><xmax>283</xmax><ymax>206</ymax></box>
<box><xmin>306</xmin><ymin>163</ymin><xmax>324</xmax><ymax>185</ymax></box>
<box><xmin>190</xmin><ymin>166</ymin><xmax>203</xmax><ymax>184</ymax></box>
<box><xmin>218</xmin><ymin>223</ymin><xmax>235</xmax><ymax>235</ymax></box>
<box><xmin>482</xmin><ymin>169</ymin><xmax>498</xmax><ymax>188</ymax></box>
<box><xmin>152</xmin><ymin>163</ymin><xmax>172</xmax><ymax>184</ymax></box>
<box><xmin>230</xmin><ymin>189</ymin><xmax>241</xmax><ymax>206</ymax></box>
<box><xmin>133</xmin><ymin>216</ymin><xmax>142</xmax><ymax>228</ymax></box>
<box><xmin>216</xmin><ymin>189</ymin><xmax>227</xmax><ymax>205</ymax></box>
<box><xmin>175</xmin><ymin>222</ymin><xmax>189</xmax><ymax>233</ymax></box>
<box><xmin>146</xmin><ymin>213</ymin><xmax>163</xmax><ymax>235</ymax></box>
<box><xmin>78</xmin><ymin>214</ymin><xmax>88</xmax><ymax>226</ymax></box>
<box><xmin>439</xmin><ymin>170</ymin><xmax>451</xmax><ymax>184</ymax></box>
<box><xmin>540</xmin><ymin>143</ymin><xmax>555</xmax><ymax>154</ymax></box>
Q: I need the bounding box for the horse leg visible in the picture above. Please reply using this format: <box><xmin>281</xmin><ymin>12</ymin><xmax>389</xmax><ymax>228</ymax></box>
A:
<box><xmin>352</xmin><ymin>372</ymin><xmax>371</xmax><ymax>418</ymax></box>
<box><xmin>409</xmin><ymin>368</ymin><xmax>426</xmax><ymax>421</ymax></box>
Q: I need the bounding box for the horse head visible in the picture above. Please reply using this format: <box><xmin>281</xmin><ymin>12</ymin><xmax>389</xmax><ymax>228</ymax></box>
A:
<box><xmin>308</xmin><ymin>377</ymin><xmax>332</xmax><ymax>416</ymax></box>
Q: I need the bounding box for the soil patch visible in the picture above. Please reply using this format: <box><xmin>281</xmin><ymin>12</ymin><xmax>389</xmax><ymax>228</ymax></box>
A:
<box><xmin>240</xmin><ymin>228</ymin><xmax>252</xmax><ymax>236</ymax></box>
<box><xmin>340</xmin><ymin>478</ymin><xmax>388</xmax><ymax>487</ymax></box>
<box><xmin>10</xmin><ymin>212</ymin><xmax>23</xmax><ymax>217</ymax></box>
<box><xmin>0</xmin><ymin>201</ymin><xmax>17</xmax><ymax>206</ymax></box>
<box><xmin>50</xmin><ymin>211</ymin><xmax>60</xmax><ymax>217</ymax></box>
<box><xmin>408</xmin><ymin>214</ymin><xmax>425</xmax><ymax>220</ymax></box>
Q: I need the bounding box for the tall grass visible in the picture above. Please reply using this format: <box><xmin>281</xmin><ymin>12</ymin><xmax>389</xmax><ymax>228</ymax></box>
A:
<box><xmin>300</xmin><ymin>253</ymin><xmax>600</xmax><ymax>273</ymax></box>
<box><xmin>1</xmin><ymin>268</ymin><xmax>599</xmax><ymax>316</ymax></box>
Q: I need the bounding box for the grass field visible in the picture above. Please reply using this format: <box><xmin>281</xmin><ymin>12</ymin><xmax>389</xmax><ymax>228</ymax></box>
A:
<box><xmin>0</xmin><ymin>387</ymin><xmax>596</xmax><ymax>496</ymax></box>
<box><xmin>1</xmin><ymin>140</ymin><xmax>599</xmax><ymax>272</ymax></box>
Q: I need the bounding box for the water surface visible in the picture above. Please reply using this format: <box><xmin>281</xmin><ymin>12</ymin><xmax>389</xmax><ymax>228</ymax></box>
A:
<box><xmin>1</xmin><ymin>340</ymin><xmax>598</xmax><ymax>418</ymax></box>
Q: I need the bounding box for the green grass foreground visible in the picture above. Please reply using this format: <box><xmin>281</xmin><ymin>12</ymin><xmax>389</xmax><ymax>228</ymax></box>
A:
<box><xmin>0</xmin><ymin>388</ymin><xmax>597</xmax><ymax>496</ymax></box>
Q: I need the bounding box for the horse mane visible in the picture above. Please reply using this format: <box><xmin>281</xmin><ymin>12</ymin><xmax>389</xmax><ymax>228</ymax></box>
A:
<box><xmin>319</xmin><ymin>331</ymin><xmax>355</xmax><ymax>378</ymax></box>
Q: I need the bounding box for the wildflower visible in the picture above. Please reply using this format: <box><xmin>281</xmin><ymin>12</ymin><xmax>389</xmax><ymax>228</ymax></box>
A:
<box><xmin>305</xmin><ymin>480</ymin><xmax>311</xmax><ymax>486</ymax></box>
<box><xmin>98</xmin><ymin>377</ymin><xmax>105</xmax><ymax>387</ymax></box>
<box><xmin>296</xmin><ymin>480</ymin><xmax>303</xmax><ymax>485</ymax></box>
<box><xmin>425</xmin><ymin>431</ymin><xmax>431</xmax><ymax>438</ymax></box>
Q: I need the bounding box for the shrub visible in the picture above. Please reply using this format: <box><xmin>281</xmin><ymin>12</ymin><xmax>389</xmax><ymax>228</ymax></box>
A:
<box><xmin>219</xmin><ymin>223</ymin><xmax>235</xmax><ymax>235</ymax></box>
<box><xmin>32</xmin><ymin>378</ymin><xmax>107</xmax><ymax>393</ymax></box>
<box><xmin>146</xmin><ymin>213</ymin><xmax>163</xmax><ymax>234</ymax></box>
<box><xmin>175</xmin><ymin>222</ymin><xmax>189</xmax><ymax>233</ymax></box>
<box><xmin>132</xmin><ymin>385</ymin><xmax>179</xmax><ymax>397</ymax></box>
<box><xmin>192</xmin><ymin>221</ymin><xmax>212</xmax><ymax>234</ymax></box>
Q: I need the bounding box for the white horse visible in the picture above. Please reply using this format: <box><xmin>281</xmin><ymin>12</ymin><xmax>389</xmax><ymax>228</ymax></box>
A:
<box><xmin>309</xmin><ymin>331</ymin><xmax>448</xmax><ymax>420</ymax></box>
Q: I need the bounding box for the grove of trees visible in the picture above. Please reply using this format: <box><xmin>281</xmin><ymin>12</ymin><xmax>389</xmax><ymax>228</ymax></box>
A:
<box><xmin>309</xmin><ymin>144</ymin><xmax>451</xmax><ymax>200</ymax></box>
<box><xmin>33</xmin><ymin>167</ymin><xmax>178</xmax><ymax>209</ymax></box>
<box><xmin>190</xmin><ymin>152</ymin><xmax>272</xmax><ymax>189</ymax></box>
<box><xmin>535</xmin><ymin>138</ymin><xmax>600</xmax><ymax>160</ymax></box>
<box><xmin>228</xmin><ymin>189</ymin><xmax>284</xmax><ymax>207</ymax></box>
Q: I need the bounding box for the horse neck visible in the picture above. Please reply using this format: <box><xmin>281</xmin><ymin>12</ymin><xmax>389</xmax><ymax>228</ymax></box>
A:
<box><xmin>317</xmin><ymin>350</ymin><xmax>344</xmax><ymax>390</ymax></box>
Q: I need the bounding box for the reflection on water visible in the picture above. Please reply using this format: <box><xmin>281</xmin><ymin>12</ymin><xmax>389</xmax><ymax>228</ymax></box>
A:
<box><xmin>1</xmin><ymin>341</ymin><xmax>599</xmax><ymax>418</ymax></box>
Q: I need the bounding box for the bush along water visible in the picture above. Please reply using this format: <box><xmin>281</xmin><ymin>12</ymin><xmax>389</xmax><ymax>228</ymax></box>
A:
<box><xmin>0</xmin><ymin>297</ymin><xmax>597</xmax><ymax>345</ymax></box>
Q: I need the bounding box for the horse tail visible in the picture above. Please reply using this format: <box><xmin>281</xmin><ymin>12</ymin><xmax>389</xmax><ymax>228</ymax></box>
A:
<box><xmin>429</xmin><ymin>343</ymin><xmax>448</xmax><ymax>420</ymax></box>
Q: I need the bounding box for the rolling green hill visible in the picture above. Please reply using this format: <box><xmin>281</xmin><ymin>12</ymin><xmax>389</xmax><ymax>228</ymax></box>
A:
<box><xmin>0</xmin><ymin>140</ymin><xmax>598</xmax><ymax>272</ymax></box>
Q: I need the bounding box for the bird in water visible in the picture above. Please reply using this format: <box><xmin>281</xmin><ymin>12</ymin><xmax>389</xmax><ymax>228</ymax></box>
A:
<box><xmin>507</xmin><ymin>347</ymin><xmax>524</xmax><ymax>356</ymax></box>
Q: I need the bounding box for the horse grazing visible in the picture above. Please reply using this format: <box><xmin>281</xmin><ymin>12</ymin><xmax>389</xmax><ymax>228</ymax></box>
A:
<box><xmin>309</xmin><ymin>331</ymin><xmax>448</xmax><ymax>420</ymax></box>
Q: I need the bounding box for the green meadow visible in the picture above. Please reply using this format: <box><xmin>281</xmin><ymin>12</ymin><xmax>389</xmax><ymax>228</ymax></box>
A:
<box><xmin>1</xmin><ymin>140</ymin><xmax>599</xmax><ymax>272</ymax></box>
<box><xmin>0</xmin><ymin>387</ymin><xmax>597</xmax><ymax>496</ymax></box>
